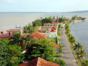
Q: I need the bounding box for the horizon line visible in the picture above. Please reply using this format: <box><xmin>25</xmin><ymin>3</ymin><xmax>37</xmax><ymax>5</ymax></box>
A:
<box><xmin>0</xmin><ymin>10</ymin><xmax>88</xmax><ymax>13</ymax></box>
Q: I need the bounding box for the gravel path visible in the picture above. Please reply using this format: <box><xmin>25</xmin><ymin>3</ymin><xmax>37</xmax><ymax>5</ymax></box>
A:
<box><xmin>61</xmin><ymin>26</ymin><xmax>78</xmax><ymax>66</ymax></box>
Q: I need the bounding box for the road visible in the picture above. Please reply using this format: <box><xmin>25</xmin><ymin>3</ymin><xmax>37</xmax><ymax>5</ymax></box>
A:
<box><xmin>61</xmin><ymin>26</ymin><xmax>78</xmax><ymax>66</ymax></box>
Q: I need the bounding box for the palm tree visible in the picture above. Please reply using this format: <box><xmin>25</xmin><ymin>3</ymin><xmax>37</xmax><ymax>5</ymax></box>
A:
<box><xmin>9</xmin><ymin>32</ymin><xmax>23</xmax><ymax>46</ymax></box>
<box><xmin>23</xmin><ymin>35</ymin><xmax>34</xmax><ymax>48</ymax></box>
<box><xmin>69</xmin><ymin>36</ymin><xmax>76</xmax><ymax>45</ymax></box>
<box><xmin>81</xmin><ymin>59</ymin><xmax>88</xmax><ymax>66</ymax></box>
<box><xmin>80</xmin><ymin>49</ymin><xmax>86</xmax><ymax>62</ymax></box>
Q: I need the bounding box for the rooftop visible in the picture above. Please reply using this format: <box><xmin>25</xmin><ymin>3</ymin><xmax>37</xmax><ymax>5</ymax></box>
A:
<box><xmin>49</xmin><ymin>42</ymin><xmax>60</xmax><ymax>48</ymax></box>
<box><xmin>30</xmin><ymin>32</ymin><xmax>47</xmax><ymax>39</ymax></box>
<box><xmin>18</xmin><ymin>57</ymin><xmax>60</xmax><ymax>66</ymax></box>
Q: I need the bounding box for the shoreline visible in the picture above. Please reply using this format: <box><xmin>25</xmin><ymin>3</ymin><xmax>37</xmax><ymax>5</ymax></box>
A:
<box><xmin>69</xmin><ymin>20</ymin><xmax>86</xmax><ymax>27</ymax></box>
<box><xmin>67</xmin><ymin>19</ymin><xmax>87</xmax><ymax>65</ymax></box>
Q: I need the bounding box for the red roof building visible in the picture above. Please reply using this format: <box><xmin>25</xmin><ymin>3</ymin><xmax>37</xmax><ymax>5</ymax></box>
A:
<box><xmin>50</xmin><ymin>28</ymin><xmax>55</xmax><ymax>32</ymax></box>
<box><xmin>0</xmin><ymin>29</ymin><xmax>22</xmax><ymax>39</ymax></box>
<box><xmin>44</xmin><ymin>22</ymin><xmax>62</xmax><ymax>27</ymax></box>
<box><xmin>18</xmin><ymin>57</ymin><xmax>60</xmax><ymax>66</ymax></box>
<box><xmin>30</xmin><ymin>32</ymin><xmax>47</xmax><ymax>39</ymax></box>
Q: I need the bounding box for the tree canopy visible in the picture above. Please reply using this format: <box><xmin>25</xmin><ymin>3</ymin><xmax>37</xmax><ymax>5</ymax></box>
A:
<box><xmin>32</xmin><ymin>19</ymin><xmax>42</xmax><ymax>27</ymax></box>
<box><xmin>23</xmin><ymin>24</ymin><xmax>35</xmax><ymax>33</ymax></box>
<box><xmin>41</xmin><ymin>17</ymin><xmax>54</xmax><ymax>25</ymax></box>
<box><xmin>25</xmin><ymin>39</ymin><xmax>56</xmax><ymax>61</ymax></box>
<box><xmin>0</xmin><ymin>39</ymin><xmax>11</xmax><ymax>66</ymax></box>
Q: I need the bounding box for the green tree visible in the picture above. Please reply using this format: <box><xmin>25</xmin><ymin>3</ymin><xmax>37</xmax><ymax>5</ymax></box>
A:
<box><xmin>0</xmin><ymin>39</ymin><xmax>10</xmax><ymax>66</ymax></box>
<box><xmin>23</xmin><ymin>35</ymin><xmax>34</xmax><ymax>48</ymax></box>
<box><xmin>54</xmin><ymin>59</ymin><xmax>66</xmax><ymax>66</ymax></box>
<box><xmin>65</xmin><ymin>24</ymin><xmax>69</xmax><ymax>29</ymax></box>
<box><xmin>72</xmin><ymin>15</ymin><xmax>77</xmax><ymax>20</ymax></box>
<box><xmin>25</xmin><ymin>39</ymin><xmax>56</xmax><ymax>61</ymax></box>
<box><xmin>23</xmin><ymin>24</ymin><xmax>35</xmax><ymax>33</ymax></box>
<box><xmin>81</xmin><ymin>18</ymin><xmax>85</xmax><ymax>20</ymax></box>
<box><xmin>59</xmin><ymin>17</ymin><xmax>65</xmax><ymax>23</ymax></box>
<box><xmin>66</xmin><ymin>28</ymin><xmax>70</xmax><ymax>35</ymax></box>
<box><xmin>23</xmin><ymin>26</ymin><xmax>28</xmax><ymax>33</ymax></box>
<box><xmin>32</xmin><ymin>19</ymin><xmax>42</xmax><ymax>27</ymax></box>
<box><xmin>41</xmin><ymin>17</ymin><xmax>54</xmax><ymax>25</ymax></box>
<box><xmin>69</xmin><ymin>36</ymin><xmax>76</xmax><ymax>45</ymax></box>
<box><xmin>10</xmin><ymin>32</ymin><xmax>23</xmax><ymax>46</ymax></box>
<box><xmin>81</xmin><ymin>59</ymin><xmax>88</xmax><ymax>66</ymax></box>
<box><xmin>7</xmin><ymin>45</ymin><xmax>25</xmax><ymax>66</ymax></box>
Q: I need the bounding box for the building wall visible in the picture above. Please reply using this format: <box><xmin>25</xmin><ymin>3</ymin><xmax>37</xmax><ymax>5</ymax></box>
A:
<box><xmin>44</xmin><ymin>24</ymin><xmax>58</xmax><ymax>26</ymax></box>
<box><xmin>41</xmin><ymin>31</ymin><xmax>57</xmax><ymax>38</ymax></box>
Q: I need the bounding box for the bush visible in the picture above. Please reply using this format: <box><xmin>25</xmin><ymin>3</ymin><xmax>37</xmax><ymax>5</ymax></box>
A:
<box><xmin>58</xmin><ymin>44</ymin><xmax>62</xmax><ymax>53</ymax></box>
<box><xmin>54</xmin><ymin>59</ymin><xmax>66</xmax><ymax>66</ymax></box>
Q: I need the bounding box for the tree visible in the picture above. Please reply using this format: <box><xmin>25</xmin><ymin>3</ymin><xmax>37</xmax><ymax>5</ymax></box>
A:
<box><xmin>81</xmin><ymin>18</ymin><xmax>85</xmax><ymax>20</ymax></box>
<box><xmin>81</xmin><ymin>59</ymin><xmax>88</xmax><ymax>66</ymax></box>
<box><xmin>59</xmin><ymin>17</ymin><xmax>65</xmax><ymax>23</ymax></box>
<box><xmin>7</xmin><ymin>45</ymin><xmax>25</xmax><ymax>66</ymax></box>
<box><xmin>69</xmin><ymin>36</ymin><xmax>76</xmax><ymax>45</ymax></box>
<box><xmin>66</xmin><ymin>28</ymin><xmax>70</xmax><ymax>35</ymax></box>
<box><xmin>23</xmin><ymin>26</ymin><xmax>28</xmax><ymax>33</ymax></box>
<box><xmin>54</xmin><ymin>59</ymin><xmax>66</xmax><ymax>66</ymax></box>
<box><xmin>23</xmin><ymin>24</ymin><xmax>35</xmax><ymax>33</ymax></box>
<box><xmin>25</xmin><ymin>39</ymin><xmax>56</xmax><ymax>61</ymax></box>
<box><xmin>72</xmin><ymin>15</ymin><xmax>77</xmax><ymax>20</ymax></box>
<box><xmin>80</xmin><ymin>49</ymin><xmax>86</xmax><ymax>62</ymax></box>
<box><xmin>9</xmin><ymin>32</ymin><xmax>23</xmax><ymax>46</ymax></box>
<box><xmin>41</xmin><ymin>17</ymin><xmax>54</xmax><ymax>25</ymax></box>
<box><xmin>65</xmin><ymin>24</ymin><xmax>69</xmax><ymax>29</ymax></box>
<box><xmin>32</xmin><ymin>19</ymin><xmax>42</xmax><ymax>27</ymax></box>
<box><xmin>0</xmin><ymin>39</ymin><xmax>11</xmax><ymax>66</ymax></box>
<box><xmin>23</xmin><ymin>35</ymin><xmax>34</xmax><ymax>48</ymax></box>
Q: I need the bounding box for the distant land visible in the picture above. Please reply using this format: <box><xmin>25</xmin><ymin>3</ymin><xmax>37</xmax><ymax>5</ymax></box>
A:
<box><xmin>64</xmin><ymin>10</ymin><xmax>88</xmax><ymax>13</ymax></box>
<box><xmin>0</xmin><ymin>10</ymin><xmax>88</xmax><ymax>13</ymax></box>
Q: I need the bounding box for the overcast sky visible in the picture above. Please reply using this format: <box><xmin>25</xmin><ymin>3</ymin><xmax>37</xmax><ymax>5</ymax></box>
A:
<box><xmin>0</xmin><ymin>0</ymin><xmax>88</xmax><ymax>12</ymax></box>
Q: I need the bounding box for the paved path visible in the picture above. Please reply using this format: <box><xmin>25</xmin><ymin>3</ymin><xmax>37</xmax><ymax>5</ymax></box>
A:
<box><xmin>61</xmin><ymin>26</ymin><xmax>78</xmax><ymax>66</ymax></box>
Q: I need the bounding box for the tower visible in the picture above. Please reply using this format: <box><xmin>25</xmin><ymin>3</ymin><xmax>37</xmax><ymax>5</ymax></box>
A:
<box><xmin>53</xmin><ymin>16</ymin><xmax>55</xmax><ymax>22</ymax></box>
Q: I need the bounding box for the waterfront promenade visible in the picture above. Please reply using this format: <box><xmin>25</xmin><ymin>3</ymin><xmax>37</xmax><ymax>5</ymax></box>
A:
<box><xmin>61</xmin><ymin>26</ymin><xmax>78</xmax><ymax>66</ymax></box>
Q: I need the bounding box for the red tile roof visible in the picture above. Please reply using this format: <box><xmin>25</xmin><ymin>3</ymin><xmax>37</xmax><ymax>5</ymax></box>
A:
<box><xmin>50</xmin><ymin>29</ymin><xmax>55</xmax><ymax>32</ymax></box>
<box><xmin>49</xmin><ymin>42</ymin><xmax>60</xmax><ymax>48</ymax></box>
<box><xmin>21</xmin><ymin>35</ymin><xmax>26</xmax><ymax>38</ymax></box>
<box><xmin>30</xmin><ymin>32</ymin><xmax>47</xmax><ymax>39</ymax></box>
<box><xmin>18</xmin><ymin>57</ymin><xmax>60</xmax><ymax>66</ymax></box>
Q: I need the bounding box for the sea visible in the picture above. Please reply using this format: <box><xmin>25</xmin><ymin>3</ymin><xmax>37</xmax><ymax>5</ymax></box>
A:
<box><xmin>0</xmin><ymin>12</ymin><xmax>88</xmax><ymax>56</ymax></box>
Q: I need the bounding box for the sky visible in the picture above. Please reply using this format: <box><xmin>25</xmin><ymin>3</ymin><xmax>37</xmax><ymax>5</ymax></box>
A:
<box><xmin>0</xmin><ymin>0</ymin><xmax>88</xmax><ymax>12</ymax></box>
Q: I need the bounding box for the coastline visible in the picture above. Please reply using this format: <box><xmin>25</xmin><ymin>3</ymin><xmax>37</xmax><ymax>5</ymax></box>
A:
<box><xmin>66</xmin><ymin>19</ymin><xmax>87</xmax><ymax>66</ymax></box>
<box><xmin>69</xmin><ymin>20</ymin><xmax>86</xmax><ymax>27</ymax></box>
